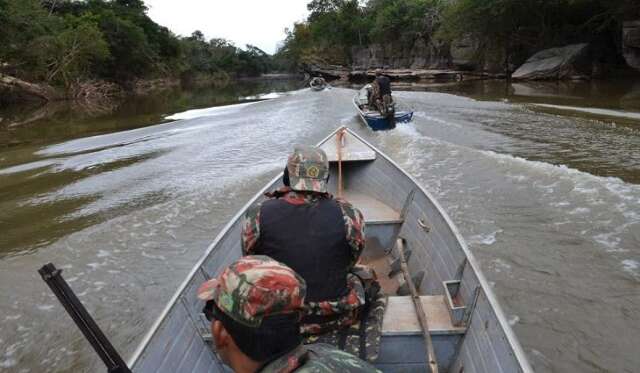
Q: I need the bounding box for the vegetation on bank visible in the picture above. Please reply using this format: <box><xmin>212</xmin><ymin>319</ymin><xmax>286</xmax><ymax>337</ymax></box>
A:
<box><xmin>0</xmin><ymin>0</ymin><xmax>281</xmax><ymax>102</ymax></box>
<box><xmin>277</xmin><ymin>0</ymin><xmax>640</xmax><ymax>70</ymax></box>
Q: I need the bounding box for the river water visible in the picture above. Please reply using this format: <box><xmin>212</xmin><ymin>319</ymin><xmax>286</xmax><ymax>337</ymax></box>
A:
<box><xmin>1</xmin><ymin>79</ymin><xmax>638</xmax><ymax>373</ymax></box>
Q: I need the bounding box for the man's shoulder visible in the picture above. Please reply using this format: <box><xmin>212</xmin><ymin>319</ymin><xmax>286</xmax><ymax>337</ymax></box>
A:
<box><xmin>335</xmin><ymin>198</ymin><xmax>363</xmax><ymax>219</ymax></box>
<box><xmin>299</xmin><ymin>344</ymin><xmax>380</xmax><ymax>372</ymax></box>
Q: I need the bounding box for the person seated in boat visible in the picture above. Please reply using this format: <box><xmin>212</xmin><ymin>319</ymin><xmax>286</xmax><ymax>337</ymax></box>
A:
<box><xmin>241</xmin><ymin>146</ymin><xmax>384</xmax><ymax>353</ymax></box>
<box><xmin>373</xmin><ymin>69</ymin><xmax>394</xmax><ymax>112</ymax></box>
<box><xmin>197</xmin><ymin>255</ymin><xmax>380</xmax><ymax>372</ymax></box>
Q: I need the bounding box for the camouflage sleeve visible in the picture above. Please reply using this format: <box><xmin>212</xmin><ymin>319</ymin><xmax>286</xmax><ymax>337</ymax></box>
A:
<box><xmin>336</xmin><ymin>199</ymin><xmax>365</xmax><ymax>265</ymax></box>
<box><xmin>241</xmin><ymin>203</ymin><xmax>262</xmax><ymax>255</ymax></box>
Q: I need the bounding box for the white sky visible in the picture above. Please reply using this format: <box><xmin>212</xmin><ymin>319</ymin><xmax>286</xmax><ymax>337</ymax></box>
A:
<box><xmin>144</xmin><ymin>0</ymin><xmax>309</xmax><ymax>54</ymax></box>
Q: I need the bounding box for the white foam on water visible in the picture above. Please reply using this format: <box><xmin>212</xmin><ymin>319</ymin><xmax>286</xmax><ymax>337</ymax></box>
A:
<box><xmin>491</xmin><ymin>258</ymin><xmax>512</xmax><ymax>273</ymax></box>
<box><xmin>593</xmin><ymin>233</ymin><xmax>625</xmax><ymax>252</ymax></box>
<box><xmin>533</xmin><ymin>103</ymin><xmax>640</xmax><ymax>121</ymax></box>
<box><xmin>479</xmin><ymin>149</ymin><xmax>640</xmax><ymax>252</ymax></box>
<box><xmin>469</xmin><ymin>229</ymin><xmax>503</xmax><ymax>246</ymax></box>
<box><xmin>568</xmin><ymin>207</ymin><xmax>591</xmax><ymax>215</ymax></box>
<box><xmin>0</xmin><ymin>358</ymin><xmax>17</xmax><ymax>368</ymax></box>
<box><xmin>36</xmin><ymin>304</ymin><xmax>54</xmax><ymax>311</ymax></box>
<box><xmin>96</xmin><ymin>249</ymin><xmax>111</xmax><ymax>258</ymax></box>
<box><xmin>507</xmin><ymin>174</ymin><xmax>528</xmax><ymax>182</ymax></box>
<box><xmin>165</xmin><ymin>101</ymin><xmax>259</xmax><ymax>120</ymax></box>
<box><xmin>2</xmin><ymin>315</ymin><xmax>21</xmax><ymax>322</ymax></box>
<box><xmin>508</xmin><ymin>314</ymin><xmax>520</xmax><ymax>326</ymax></box>
<box><xmin>141</xmin><ymin>251</ymin><xmax>166</xmax><ymax>261</ymax></box>
<box><xmin>0</xmin><ymin>159</ymin><xmax>63</xmax><ymax>175</ymax></box>
<box><xmin>413</xmin><ymin>111</ymin><xmax>462</xmax><ymax>128</ymax></box>
<box><xmin>621</xmin><ymin>260</ymin><xmax>639</xmax><ymax>276</ymax></box>
<box><xmin>86</xmin><ymin>262</ymin><xmax>103</xmax><ymax>269</ymax></box>
<box><xmin>241</xmin><ymin>92</ymin><xmax>283</xmax><ymax>100</ymax></box>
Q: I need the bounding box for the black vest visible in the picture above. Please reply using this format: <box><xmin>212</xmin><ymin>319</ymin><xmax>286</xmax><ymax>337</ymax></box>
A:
<box><xmin>257</xmin><ymin>196</ymin><xmax>351</xmax><ymax>302</ymax></box>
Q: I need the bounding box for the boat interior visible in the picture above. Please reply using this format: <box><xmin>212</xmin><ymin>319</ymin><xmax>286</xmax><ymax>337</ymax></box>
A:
<box><xmin>130</xmin><ymin>128</ymin><xmax>530</xmax><ymax>373</ymax></box>
<box><xmin>320</xmin><ymin>131</ymin><xmax>468</xmax><ymax>372</ymax></box>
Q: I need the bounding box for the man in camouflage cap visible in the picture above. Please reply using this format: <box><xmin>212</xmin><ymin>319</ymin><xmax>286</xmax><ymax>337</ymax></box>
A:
<box><xmin>198</xmin><ymin>255</ymin><xmax>379</xmax><ymax>372</ymax></box>
<box><xmin>241</xmin><ymin>145</ymin><xmax>368</xmax><ymax>337</ymax></box>
<box><xmin>286</xmin><ymin>144</ymin><xmax>330</xmax><ymax>193</ymax></box>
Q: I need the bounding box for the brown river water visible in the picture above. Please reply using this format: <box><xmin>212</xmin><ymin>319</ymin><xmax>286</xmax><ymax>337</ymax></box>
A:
<box><xmin>1</xmin><ymin>79</ymin><xmax>639</xmax><ymax>372</ymax></box>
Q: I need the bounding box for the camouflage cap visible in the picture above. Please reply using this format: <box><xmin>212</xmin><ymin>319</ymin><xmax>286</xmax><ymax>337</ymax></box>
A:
<box><xmin>197</xmin><ymin>255</ymin><xmax>307</xmax><ymax>328</ymax></box>
<box><xmin>287</xmin><ymin>145</ymin><xmax>329</xmax><ymax>193</ymax></box>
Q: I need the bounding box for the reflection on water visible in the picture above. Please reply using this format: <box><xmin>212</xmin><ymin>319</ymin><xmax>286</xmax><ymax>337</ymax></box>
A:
<box><xmin>0</xmin><ymin>79</ymin><xmax>303</xmax><ymax>255</ymax></box>
<box><xmin>417</xmin><ymin>79</ymin><xmax>640</xmax><ymax>111</ymax></box>
<box><xmin>0</xmin><ymin>78</ymin><xmax>304</xmax><ymax>158</ymax></box>
<box><xmin>0</xmin><ymin>79</ymin><xmax>639</xmax><ymax>373</ymax></box>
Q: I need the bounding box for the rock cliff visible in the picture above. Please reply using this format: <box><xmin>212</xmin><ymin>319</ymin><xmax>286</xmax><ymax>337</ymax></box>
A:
<box><xmin>308</xmin><ymin>23</ymin><xmax>639</xmax><ymax>81</ymax></box>
<box><xmin>623</xmin><ymin>21</ymin><xmax>640</xmax><ymax>71</ymax></box>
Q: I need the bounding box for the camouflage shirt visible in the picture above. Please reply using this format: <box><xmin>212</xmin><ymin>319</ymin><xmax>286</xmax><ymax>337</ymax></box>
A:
<box><xmin>241</xmin><ymin>187</ymin><xmax>365</xmax><ymax>265</ymax></box>
<box><xmin>259</xmin><ymin>343</ymin><xmax>380</xmax><ymax>373</ymax></box>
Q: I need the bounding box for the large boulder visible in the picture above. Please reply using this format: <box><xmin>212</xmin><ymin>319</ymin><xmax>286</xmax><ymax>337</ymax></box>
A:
<box><xmin>623</xmin><ymin>21</ymin><xmax>640</xmax><ymax>71</ymax></box>
<box><xmin>512</xmin><ymin>43</ymin><xmax>591</xmax><ymax>80</ymax></box>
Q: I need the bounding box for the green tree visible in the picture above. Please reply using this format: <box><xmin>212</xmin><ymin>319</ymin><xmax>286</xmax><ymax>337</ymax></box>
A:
<box><xmin>0</xmin><ymin>0</ymin><xmax>57</xmax><ymax>76</ymax></box>
<box><xmin>31</xmin><ymin>15</ymin><xmax>110</xmax><ymax>87</ymax></box>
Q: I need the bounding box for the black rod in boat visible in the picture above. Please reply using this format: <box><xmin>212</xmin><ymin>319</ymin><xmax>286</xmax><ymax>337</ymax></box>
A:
<box><xmin>38</xmin><ymin>263</ymin><xmax>132</xmax><ymax>373</ymax></box>
<box><xmin>396</xmin><ymin>239</ymin><xmax>439</xmax><ymax>373</ymax></box>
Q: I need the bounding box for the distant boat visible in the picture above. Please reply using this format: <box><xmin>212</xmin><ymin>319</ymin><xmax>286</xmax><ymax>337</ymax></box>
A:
<box><xmin>309</xmin><ymin>77</ymin><xmax>327</xmax><ymax>91</ymax></box>
<box><xmin>354</xmin><ymin>85</ymin><xmax>413</xmax><ymax>131</ymax></box>
<box><xmin>128</xmin><ymin>126</ymin><xmax>533</xmax><ymax>373</ymax></box>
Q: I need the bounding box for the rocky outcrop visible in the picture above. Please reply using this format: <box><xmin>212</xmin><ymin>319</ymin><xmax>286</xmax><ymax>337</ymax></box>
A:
<box><xmin>512</xmin><ymin>43</ymin><xmax>591</xmax><ymax>80</ymax></box>
<box><xmin>349</xmin><ymin>69</ymin><xmax>467</xmax><ymax>81</ymax></box>
<box><xmin>351</xmin><ymin>40</ymin><xmax>449</xmax><ymax>71</ymax></box>
<box><xmin>623</xmin><ymin>21</ymin><xmax>640</xmax><ymax>71</ymax></box>
<box><xmin>305</xmin><ymin>64</ymin><xmax>351</xmax><ymax>80</ymax></box>
<box><xmin>450</xmin><ymin>35</ymin><xmax>479</xmax><ymax>70</ymax></box>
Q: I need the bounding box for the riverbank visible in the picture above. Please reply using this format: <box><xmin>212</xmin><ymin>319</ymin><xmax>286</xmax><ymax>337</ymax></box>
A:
<box><xmin>0</xmin><ymin>75</ymin><xmax>304</xmax><ymax>129</ymax></box>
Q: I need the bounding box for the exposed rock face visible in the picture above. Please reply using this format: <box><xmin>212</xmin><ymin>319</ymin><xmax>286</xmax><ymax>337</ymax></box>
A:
<box><xmin>623</xmin><ymin>21</ymin><xmax>640</xmax><ymax>71</ymax></box>
<box><xmin>512</xmin><ymin>43</ymin><xmax>591</xmax><ymax>80</ymax></box>
<box><xmin>351</xmin><ymin>40</ymin><xmax>449</xmax><ymax>71</ymax></box>
<box><xmin>450</xmin><ymin>35</ymin><xmax>479</xmax><ymax>70</ymax></box>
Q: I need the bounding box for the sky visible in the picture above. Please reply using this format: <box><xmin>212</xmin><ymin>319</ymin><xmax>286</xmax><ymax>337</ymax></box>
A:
<box><xmin>144</xmin><ymin>0</ymin><xmax>309</xmax><ymax>54</ymax></box>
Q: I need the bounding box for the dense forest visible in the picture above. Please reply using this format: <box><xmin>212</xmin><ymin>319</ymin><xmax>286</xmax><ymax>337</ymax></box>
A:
<box><xmin>0</xmin><ymin>0</ymin><xmax>278</xmax><ymax>101</ymax></box>
<box><xmin>3</xmin><ymin>0</ymin><xmax>640</xmax><ymax>103</ymax></box>
<box><xmin>277</xmin><ymin>0</ymin><xmax>640</xmax><ymax>73</ymax></box>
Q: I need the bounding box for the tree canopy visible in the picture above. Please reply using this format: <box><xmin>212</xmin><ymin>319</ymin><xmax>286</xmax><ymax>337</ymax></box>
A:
<box><xmin>276</xmin><ymin>0</ymin><xmax>640</xmax><ymax>70</ymax></box>
<box><xmin>0</xmin><ymin>0</ymin><xmax>280</xmax><ymax>91</ymax></box>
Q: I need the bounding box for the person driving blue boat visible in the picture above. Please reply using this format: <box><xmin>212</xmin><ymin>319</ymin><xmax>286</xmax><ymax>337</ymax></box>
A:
<box><xmin>372</xmin><ymin>69</ymin><xmax>395</xmax><ymax>127</ymax></box>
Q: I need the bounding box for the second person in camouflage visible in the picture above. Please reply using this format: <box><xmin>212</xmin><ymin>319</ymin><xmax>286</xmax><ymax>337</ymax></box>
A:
<box><xmin>198</xmin><ymin>255</ymin><xmax>380</xmax><ymax>373</ymax></box>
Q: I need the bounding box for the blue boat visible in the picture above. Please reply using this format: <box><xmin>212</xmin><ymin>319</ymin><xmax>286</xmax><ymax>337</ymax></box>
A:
<box><xmin>354</xmin><ymin>85</ymin><xmax>414</xmax><ymax>131</ymax></box>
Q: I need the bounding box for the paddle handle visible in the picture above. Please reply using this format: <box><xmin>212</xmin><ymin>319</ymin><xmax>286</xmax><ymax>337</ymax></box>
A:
<box><xmin>396</xmin><ymin>239</ymin><xmax>439</xmax><ymax>373</ymax></box>
<box><xmin>336</xmin><ymin>129</ymin><xmax>346</xmax><ymax>198</ymax></box>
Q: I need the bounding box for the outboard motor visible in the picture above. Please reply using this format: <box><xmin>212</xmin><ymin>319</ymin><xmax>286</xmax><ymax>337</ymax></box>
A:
<box><xmin>384</xmin><ymin>98</ymin><xmax>396</xmax><ymax>129</ymax></box>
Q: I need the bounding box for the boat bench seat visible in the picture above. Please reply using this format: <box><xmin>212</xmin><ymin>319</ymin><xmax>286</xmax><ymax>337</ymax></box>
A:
<box><xmin>376</xmin><ymin>296</ymin><xmax>466</xmax><ymax>372</ymax></box>
<box><xmin>342</xmin><ymin>192</ymin><xmax>402</xmax><ymax>225</ymax></box>
<box><xmin>319</xmin><ymin>131</ymin><xmax>377</xmax><ymax>162</ymax></box>
<box><xmin>382</xmin><ymin>295</ymin><xmax>466</xmax><ymax>336</ymax></box>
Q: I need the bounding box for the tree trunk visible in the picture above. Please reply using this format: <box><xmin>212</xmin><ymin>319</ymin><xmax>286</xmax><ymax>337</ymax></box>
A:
<box><xmin>0</xmin><ymin>74</ymin><xmax>60</xmax><ymax>102</ymax></box>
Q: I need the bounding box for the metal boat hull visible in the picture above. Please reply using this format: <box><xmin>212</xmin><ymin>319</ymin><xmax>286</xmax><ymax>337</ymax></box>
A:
<box><xmin>129</xmin><ymin>127</ymin><xmax>532</xmax><ymax>373</ymax></box>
